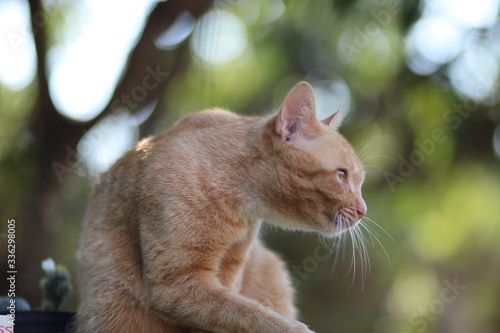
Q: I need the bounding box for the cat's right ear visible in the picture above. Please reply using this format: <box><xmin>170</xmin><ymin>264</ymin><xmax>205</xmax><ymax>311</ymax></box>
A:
<box><xmin>321</xmin><ymin>109</ymin><xmax>344</xmax><ymax>131</ymax></box>
<box><xmin>275</xmin><ymin>81</ymin><xmax>317</xmax><ymax>142</ymax></box>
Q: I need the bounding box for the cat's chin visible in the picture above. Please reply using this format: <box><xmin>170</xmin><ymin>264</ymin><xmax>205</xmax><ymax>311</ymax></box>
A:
<box><xmin>315</xmin><ymin>220</ymin><xmax>359</xmax><ymax>237</ymax></box>
<box><xmin>334</xmin><ymin>219</ymin><xmax>361</xmax><ymax>235</ymax></box>
<box><xmin>240</xmin><ymin>201</ymin><xmax>361</xmax><ymax>236</ymax></box>
<box><xmin>323</xmin><ymin>210</ymin><xmax>361</xmax><ymax>236</ymax></box>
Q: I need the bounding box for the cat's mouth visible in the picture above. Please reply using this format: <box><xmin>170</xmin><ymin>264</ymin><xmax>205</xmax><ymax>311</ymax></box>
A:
<box><xmin>325</xmin><ymin>209</ymin><xmax>360</xmax><ymax>231</ymax></box>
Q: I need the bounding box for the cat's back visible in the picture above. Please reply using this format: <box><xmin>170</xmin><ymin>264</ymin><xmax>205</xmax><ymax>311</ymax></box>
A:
<box><xmin>100</xmin><ymin>108</ymin><xmax>248</xmax><ymax>180</ymax></box>
<box><xmin>169</xmin><ymin>108</ymin><xmax>242</xmax><ymax>133</ymax></box>
<box><xmin>141</xmin><ymin>108</ymin><xmax>261</xmax><ymax>175</ymax></box>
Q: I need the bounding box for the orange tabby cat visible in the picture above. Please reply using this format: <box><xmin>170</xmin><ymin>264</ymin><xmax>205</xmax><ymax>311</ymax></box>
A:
<box><xmin>76</xmin><ymin>82</ymin><xmax>367</xmax><ymax>333</ymax></box>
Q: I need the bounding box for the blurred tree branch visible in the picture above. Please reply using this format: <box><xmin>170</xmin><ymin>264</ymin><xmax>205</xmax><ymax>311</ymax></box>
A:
<box><xmin>20</xmin><ymin>0</ymin><xmax>213</xmax><ymax>305</ymax></box>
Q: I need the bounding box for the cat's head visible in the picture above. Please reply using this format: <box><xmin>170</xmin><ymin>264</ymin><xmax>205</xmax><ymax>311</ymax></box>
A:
<box><xmin>255</xmin><ymin>81</ymin><xmax>366</xmax><ymax>236</ymax></box>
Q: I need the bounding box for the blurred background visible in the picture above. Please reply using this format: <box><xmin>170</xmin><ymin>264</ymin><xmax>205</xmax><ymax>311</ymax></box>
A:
<box><xmin>1</xmin><ymin>0</ymin><xmax>499</xmax><ymax>332</ymax></box>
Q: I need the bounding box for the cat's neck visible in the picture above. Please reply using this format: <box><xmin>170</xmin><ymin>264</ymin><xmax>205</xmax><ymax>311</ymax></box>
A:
<box><xmin>235</xmin><ymin>117</ymin><xmax>299</xmax><ymax>229</ymax></box>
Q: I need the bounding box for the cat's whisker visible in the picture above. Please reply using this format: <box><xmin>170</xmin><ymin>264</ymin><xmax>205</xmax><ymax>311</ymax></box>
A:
<box><xmin>341</xmin><ymin>220</ymin><xmax>349</xmax><ymax>261</ymax></box>
<box><xmin>355</xmin><ymin>135</ymin><xmax>389</xmax><ymax>161</ymax></box>
<box><xmin>363</xmin><ymin>216</ymin><xmax>395</xmax><ymax>244</ymax></box>
<box><xmin>360</xmin><ymin>154</ymin><xmax>397</xmax><ymax>164</ymax></box>
<box><xmin>357</xmin><ymin>225</ymin><xmax>372</xmax><ymax>276</ymax></box>
<box><xmin>347</xmin><ymin>225</ymin><xmax>366</xmax><ymax>292</ymax></box>
<box><xmin>336</xmin><ymin>216</ymin><xmax>348</xmax><ymax>263</ymax></box>
<box><xmin>359</xmin><ymin>221</ymin><xmax>380</xmax><ymax>243</ymax></box>
<box><xmin>330</xmin><ymin>215</ymin><xmax>350</xmax><ymax>278</ymax></box>
<box><xmin>359</xmin><ymin>223</ymin><xmax>378</xmax><ymax>247</ymax></box>
<box><xmin>364</xmin><ymin>169</ymin><xmax>377</xmax><ymax>178</ymax></box>
<box><xmin>329</xmin><ymin>213</ymin><xmax>380</xmax><ymax>293</ymax></box>
<box><xmin>354</xmin><ymin>224</ymin><xmax>371</xmax><ymax>290</ymax></box>
<box><xmin>331</xmin><ymin>209</ymin><xmax>364</xmax><ymax>287</ymax></box>
<box><xmin>330</xmin><ymin>235</ymin><xmax>343</xmax><ymax>277</ymax></box>
<box><xmin>330</xmin><ymin>211</ymin><xmax>390</xmax><ymax>291</ymax></box>
<box><xmin>345</xmin><ymin>227</ymin><xmax>355</xmax><ymax>278</ymax></box>
<box><xmin>359</xmin><ymin>218</ymin><xmax>392</xmax><ymax>264</ymax></box>
<box><xmin>362</xmin><ymin>164</ymin><xmax>392</xmax><ymax>181</ymax></box>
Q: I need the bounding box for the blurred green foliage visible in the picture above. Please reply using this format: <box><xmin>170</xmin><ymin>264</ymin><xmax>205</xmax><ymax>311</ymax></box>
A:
<box><xmin>1</xmin><ymin>0</ymin><xmax>499</xmax><ymax>332</ymax></box>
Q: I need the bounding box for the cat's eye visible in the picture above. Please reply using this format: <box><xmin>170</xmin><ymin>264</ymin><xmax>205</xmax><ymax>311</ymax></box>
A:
<box><xmin>337</xmin><ymin>169</ymin><xmax>347</xmax><ymax>182</ymax></box>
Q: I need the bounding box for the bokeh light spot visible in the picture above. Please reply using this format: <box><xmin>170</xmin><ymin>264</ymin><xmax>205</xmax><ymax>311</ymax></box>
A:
<box><xmin>48</xmin><ymin>0</ymin><xmax>156</xmax><ymax>121</ymax></box>
<box><xmin>406</xmin><ymin>16</ymin><xmax>465</xmax><ymax>66</ymax></box>
<box><xmin>155</xmin><ymin>11</ymin><xmax>196</xmax><ymax>50</ymax></box>
<box><xmin>0</xmin><ymin>0</ymin><xmax>36</xmax><ymax>90</ymax></box>
<box><xmin>191</xmin><ymin>9</ymin><xmax>248</xmax><ymax>65</ymax></box>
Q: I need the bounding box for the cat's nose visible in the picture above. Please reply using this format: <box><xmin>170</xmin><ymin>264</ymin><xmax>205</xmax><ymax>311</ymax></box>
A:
<box><xmin>356</xmin><ymin>199</ymin><xmax>367</xmax><ymax>220</ymax></box>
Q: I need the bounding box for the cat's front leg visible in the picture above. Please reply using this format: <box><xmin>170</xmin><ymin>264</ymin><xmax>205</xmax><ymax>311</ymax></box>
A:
<box><xmin>188</xmin><ymin>321</ymin><xmax>312</xmax><ymax>333</ymax></box>
<box><xmin>239</xmin><ymin>240</ymin><xmax>297</xmax><ymax>319</ymax></box>
<box><xmin>147</xmin><ymin>280</ymin><xmax>314</xmax><ymax>333</ymax></box>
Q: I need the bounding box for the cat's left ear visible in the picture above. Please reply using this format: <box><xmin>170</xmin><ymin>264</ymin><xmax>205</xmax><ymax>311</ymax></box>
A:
<box><xmin>321</xmin><ymin>109</ymin><xmax>344</xmax><ymax>131</ymax></box>
<box><xmin>275</xmin><ymin>81</ymin><xmax>317</xmax><ymax>141</ymax></box>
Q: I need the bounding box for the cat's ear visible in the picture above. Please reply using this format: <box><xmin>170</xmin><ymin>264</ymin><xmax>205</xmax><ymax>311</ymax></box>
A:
<box><xmin>275</xmin><ymin>81</ymin><xmax>317</xmax><ymax>141</ymax></box>
<box><xmin>321</xmin><ymin>109</ymin><xmax>344</xmax><ymax>131</ymax></box>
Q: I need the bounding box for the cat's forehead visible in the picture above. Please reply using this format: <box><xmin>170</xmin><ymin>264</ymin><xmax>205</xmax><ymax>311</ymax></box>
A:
<box><xmin>311</xmin><ymin>132</ymin><xmax>364</xmax><ymax>175</ymax></box>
